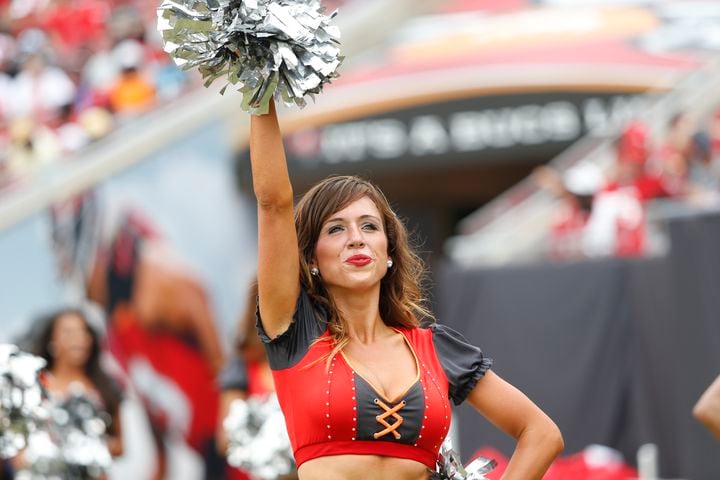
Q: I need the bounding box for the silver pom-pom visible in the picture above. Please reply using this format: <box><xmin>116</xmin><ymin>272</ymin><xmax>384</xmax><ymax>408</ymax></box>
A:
<box><xmin>18</xmin><ymin>388</ymin><xmax>112</xmax><ymax>479</ymax></box>
<box><xmin>157</xmin><ymin>0</ymin><xmax>343</xmax><ymax>114</ymax></box>
<box><xmin>432</xmin><ymin>437</ymin><xmax>497</xmax><ymax>480</ymax></box>
<box><xmin>0</xmin><ymin>345</ymin><xmax>49</xmax><ymax>459</ymax></box>
<box><xmin>224</xmin><ymin>394</ymin><xmax>295</xmax><ymax>479</ymax></box>
<box><xmin>54</xmin><ymin>389</ymin><xmax>113</xmax><ymax>477</ymax></box>
<box><xmin>1</xmin><ymin>345</ymin><xmax>111</xmax><ymax>477</ymax></box>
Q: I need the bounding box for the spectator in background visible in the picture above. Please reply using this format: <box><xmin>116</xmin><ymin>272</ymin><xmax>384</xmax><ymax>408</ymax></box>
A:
<box><xmin>51</xmin><ymin>103</ymin><xmax>87</xmax><ymax>153</ymax></box>
<box><xmin>40</xmin><ymin>0</ymin><xmax>109</xmax><ymax>58</ymax></box>
<box><xmin>687</xmin><ymin>130</ymin><xmax>720</xmax><ymax>196</ymax></box>
<box><xmin>653</xmin><ymin>112</ymin><xmax>694</xmax><ymax>196</ymax></box>
<box><xmin>711</xmin><ymin>109</ymin><xmax>720</xmax><ymax>154</ymax></box>
<box><xmin>6</xmin><ymin>50</ymin><xmax>76</xmax><ymax>124</ymax></box>
<box><xmin>2</xmin><ymin>0</ymin><xmax>49</xmax><ymax>25</ymax></box>
<box><xmin>0</xmin><ymin>32</ymin><xmax>16</xmax><ymax>122</ymax></box>
<box><xmin>77</xmin><ymin>106</ymin><xmax>114</xmax><ymax>142</ymax></box>
<box><xmin>584</xmin><ymin>122</ymin><xmax>668</xmax><ymax>257</ymax></box>
<box><xmin>532</xmin><ymin>162</ymin><xmax>603</xmax><ymax>259</ymax></box>
<box><xmin>6</xmin><ymin>116</ymin><xmax>62</xmax><ymax>177</ymax></box>
<box><xmin>0</xmin><ymin>136</ymin><xmax>9</xmax><ymax>189</ymax></box>
<box><xmin>81</xmin><ymin>35</ymin><xmax>120</xmax><ymax>107</ymax></box>
<box><xmin>708</xmin><ymin>109</ymin><xmax>720</xmax><ymax>178</ymax></box>
<box><xmin>605</xmin><ymin>121</ymin><xmax>670</xmax><ymax>202</ymax></box>
<box><xmin>152</xmin><ymin>60</ymin><xmax>189</xmax><ymax>103</ymax></box>
<box><xmin>107</xmin><ymin>4</ymin><xmax>147</xmax><ymax>46</ymax></box>
<box><xmin>654</xmin><ymin>113</ymin><xmax>720</xmax><ymax>206</ymax></box>
<box><xmin>109</xmin><ymin>39</ymin><xmax>156</xmax><ymax>118</ymax></box>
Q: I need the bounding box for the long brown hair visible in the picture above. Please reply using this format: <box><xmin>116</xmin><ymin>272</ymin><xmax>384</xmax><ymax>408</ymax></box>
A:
<box><xmin>294</xmin><ymin>176</ymin><xmax>432</xmax><ymax>362</ymax></box>
<box><xmin>33</xmin><ymin>308</ymin><xmax>122</xmax><ymax>431</ymax></box>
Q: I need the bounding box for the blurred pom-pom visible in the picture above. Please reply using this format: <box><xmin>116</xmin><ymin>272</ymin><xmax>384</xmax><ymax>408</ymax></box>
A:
<box><xmin>224</xmin><ymin>394</ymin><xmax>295</xmax><ymax>479</ymax></box>
<box><xmin>1</xmin><ymin>345</ymin><xmax>111</xmax><ymax>478</ymax></box>
<box><xmin>157</xmin><ymin>0</ymin><xmax>343</xmax><ymax>114</ymax></box>
<box><xmin>53</xmin><ymin>389</ymin><xmax>112</xmax><ymax>477</ymax></box>
<box><xmin>0</xmin><ymin>344</ymin><xmax>48</xmax><ymax>459</ymax></box>
<box><xmin>17</xmin><ymin>388</ymin><xmax>112</xmax><ymax>479</ymax></box>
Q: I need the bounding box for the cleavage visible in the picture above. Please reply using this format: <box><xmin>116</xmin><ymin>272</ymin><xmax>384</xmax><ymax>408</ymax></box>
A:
<box><xmin>340</xmin><ymin>330</ymin><xmax>419</xmax><ymax>403</ymax></box>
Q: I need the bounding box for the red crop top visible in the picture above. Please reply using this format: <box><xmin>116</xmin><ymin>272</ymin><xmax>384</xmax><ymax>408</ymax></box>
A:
<box><xmin>257</xmin><ymin>289</ymin><xmax>492</xmax><ymax>470</ymax></box>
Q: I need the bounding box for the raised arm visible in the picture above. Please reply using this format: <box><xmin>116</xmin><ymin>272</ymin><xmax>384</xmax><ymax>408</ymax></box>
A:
<box><xmin>249</xmin><ymin>102</ymin><xmax>300</xmax><ymax>339</ymax></box>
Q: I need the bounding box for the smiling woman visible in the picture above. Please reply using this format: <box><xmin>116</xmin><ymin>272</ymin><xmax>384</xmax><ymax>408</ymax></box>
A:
<box><xmin>32</xmin><ymin>308</ymin><xmax>124</xmax><ymax>458</ymax></box>
<box><xmin>248</xmin><ymin>102</ymin><xmax>564</xmax><ymax>480</ymax></box>
<box><xmin>6</xmin><ymin>307</ymin><xmax>126</xmax><ymax>478</ymax></box>
<box><xmin>314</xmin><ymin>198</ymin><xmax>389</xmax><ymax>286</ymax></box>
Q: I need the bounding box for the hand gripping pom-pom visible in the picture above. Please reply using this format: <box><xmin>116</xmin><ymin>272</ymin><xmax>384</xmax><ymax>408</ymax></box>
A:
<box><xmin>432</xmin><ymin>437</ymin><xmax>497</xmax><ymax>480</ymax></box>
<box><xmin>157</xmin><ymin>0</ymin><xmax>343</xmax><ymax>115</ymax></box>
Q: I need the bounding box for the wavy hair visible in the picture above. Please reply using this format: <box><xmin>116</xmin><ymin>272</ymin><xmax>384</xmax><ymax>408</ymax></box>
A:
<box><xmin>294</xmin><ymin>176</ymin><xmax>432</xmax><ymax>363</ymax></box>
<box><xmin>32</xmin><ymin>308</ymin><xmax>122</xmax><ymax>432</ymax></box>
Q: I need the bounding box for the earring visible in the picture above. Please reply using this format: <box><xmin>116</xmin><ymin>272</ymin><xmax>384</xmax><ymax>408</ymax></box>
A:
<box><xmin>387</xmin><ymin>259</ymin><xmax>393</xmax><ymax>268</ymax></box>
<box><xmin>310</xmin><ymin>267</ymin><xmax>319</xmax><ymax>276</ymax></box>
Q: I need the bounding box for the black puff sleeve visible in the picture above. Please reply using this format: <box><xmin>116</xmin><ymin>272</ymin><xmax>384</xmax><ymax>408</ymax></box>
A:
<box><xmin>255</xmin><ymin>289</ymin><xmax>328</xmax><ymax>370</ymax></box>
<box><xmin>430</xmin><ymin>323</ymin><xmax>493</xmax><ymax>406</ymax></box>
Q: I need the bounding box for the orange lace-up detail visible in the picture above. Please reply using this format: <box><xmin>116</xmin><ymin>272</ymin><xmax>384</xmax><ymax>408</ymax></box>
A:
<box><xmin>373</xmin><ymin>398</ymin><xmax>406</xmax><ymax>439</ymax></box>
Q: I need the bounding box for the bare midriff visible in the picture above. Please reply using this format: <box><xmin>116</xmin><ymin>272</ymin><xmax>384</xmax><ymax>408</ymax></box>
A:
<box><xmin>297</xmin><ymin>454</ymin><xmax>430</xmax><ymax>480</ymax></box>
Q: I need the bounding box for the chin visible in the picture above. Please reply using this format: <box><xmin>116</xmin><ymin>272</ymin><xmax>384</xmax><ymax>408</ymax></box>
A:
<box><xmin>69</xmin><ymin>355</ymin><xmax>91</xmax><ymax>368</ymax></box>
<box><xmin>324</xmin><ymin>268</ymin><xmax>384</xmax><ymax>291</ymax></box>
<box><xmin>343</xmin><ymin>275</ymin><xmax>383</xmax><ymax>291</ymax></box>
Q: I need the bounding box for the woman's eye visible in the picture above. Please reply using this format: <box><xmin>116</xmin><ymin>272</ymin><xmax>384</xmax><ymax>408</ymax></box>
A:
<box><xmin>362</xmin><ymin>223</ymin><xmax>378</xmax><ymax>231</ymax></box>
<box><xmin>328</xmin><ymin>225</ymin><xmax>343</xmax><ymax>234</ymax></box>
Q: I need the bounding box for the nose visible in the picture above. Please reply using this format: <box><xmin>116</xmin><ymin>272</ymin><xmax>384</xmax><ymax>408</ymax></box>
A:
<box><xmin>347</xmin><ymin>225</ymin><xmax>365</xmax><ymax>248</ymax></box>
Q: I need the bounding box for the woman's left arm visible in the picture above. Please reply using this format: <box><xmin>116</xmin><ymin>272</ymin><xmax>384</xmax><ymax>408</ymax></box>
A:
<box><xmin>107</xmin><ymin>410</ymin><xmax>124</xmax><ymax>457</ymax></box>
<box><xmin>466</xmin><ymin>370</ymin><xmax>563</xmax><ymax>480</ymax></box>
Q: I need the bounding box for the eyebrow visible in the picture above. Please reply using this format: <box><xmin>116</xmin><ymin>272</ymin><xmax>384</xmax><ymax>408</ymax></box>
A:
<box><xmin>325</xmin><ymin>214</ymin><xmax>382</xmax><ymax>224</ymax></box>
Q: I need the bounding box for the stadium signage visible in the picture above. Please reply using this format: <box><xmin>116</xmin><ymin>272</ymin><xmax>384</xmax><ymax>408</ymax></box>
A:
<box><xmin>282</xmin><ymin>92</ymin><xmax>650</xmax><ymax>170</ymax></box>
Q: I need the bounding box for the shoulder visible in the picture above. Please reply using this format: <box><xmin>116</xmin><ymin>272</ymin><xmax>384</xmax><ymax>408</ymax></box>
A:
<box><xmin>395</xmin><ymin>323</ymin><xmax>444</xmax><ymax>357</ymax></box>
<box><xmin>410</xmin><ymin>322</ymin><xmax>464</xmax><ymax>341</ymax></box>
<box><xmin>421</xmin><ymin>323</ymin><xmax>493</xmax><ymax>406</ymax></box>
<box><xmin>258</xmin><ymin>288</ymin><xmax>329</xmax><ymax>370</ymax></box>
<box><xmin>394</xmin><ymin>323</ymin><xmax>433</xmax><ymax>342</ymax></box>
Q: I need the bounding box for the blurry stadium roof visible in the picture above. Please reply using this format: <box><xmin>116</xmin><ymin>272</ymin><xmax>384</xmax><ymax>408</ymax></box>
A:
<box><xmin>275</xmin><ymin>0</ymin><xmax>717</xmax><ymax>131</ymax></box>
<box><xmin>3</xmin><ymin>0</ymin><xmax>720</xmax><ymax>230</ymax></box>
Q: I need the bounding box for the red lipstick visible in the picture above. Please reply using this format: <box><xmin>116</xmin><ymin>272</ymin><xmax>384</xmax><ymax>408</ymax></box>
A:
<box><xmin>345</xmin><ymin>254</ymin><xmax>372</xmax><ymax>266</ymax></box>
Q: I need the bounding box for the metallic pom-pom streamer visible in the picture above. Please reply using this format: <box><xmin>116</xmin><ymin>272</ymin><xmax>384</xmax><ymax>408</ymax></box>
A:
<box><xmin>432</xmin><ymin>437</ymin><xmax>497</xmax><ymax>480</ymax></box>
<box><xmin>157</xmin><ymin>0</ymin><xmax>343</xmax><ymax>115</ymax></box>
<box><xmin>17</xmin><ymin>389</ymin><xmax>112</xmax><ymax>479</ymax></box>
<box><xmin>224</xmin><ymin>394</ymin><xmax>295</xmax><ymax>479</ymax></box>
<box><xmin>0</xmin><ymin>345</ymin><xmax>48</xmax><ymax>459</ymax></box>
<box><xmin>2</xmin><ymin>345</ymin><xmax>111</xmax><ymax>478</ymax></box>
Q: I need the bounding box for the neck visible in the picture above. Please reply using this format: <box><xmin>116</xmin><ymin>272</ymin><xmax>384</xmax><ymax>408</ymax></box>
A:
<box><xmin>50</xmin><ymin>361</ymin><xmax>87</xmax><ymax>383</ymax></box>
<box><xmin>328</xmin><ymin>285</ymin><xmax>390</xmax><ymax>344</ymax></box>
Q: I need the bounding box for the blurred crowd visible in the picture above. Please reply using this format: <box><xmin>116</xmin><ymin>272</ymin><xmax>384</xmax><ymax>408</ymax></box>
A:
<box><xmin>0</xmin><ymin>0</ymin><xmax>194</xmax><ymax>190</ymax></box>
<box><xmin>0</xmin><ymin>0</ymin><xmax>353</xmax><ymax>193</ymax></box>
<box><xmin>535</xmin><ymin>110</ymin><xmax>720</xmax><ymax>260</ymax></box>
